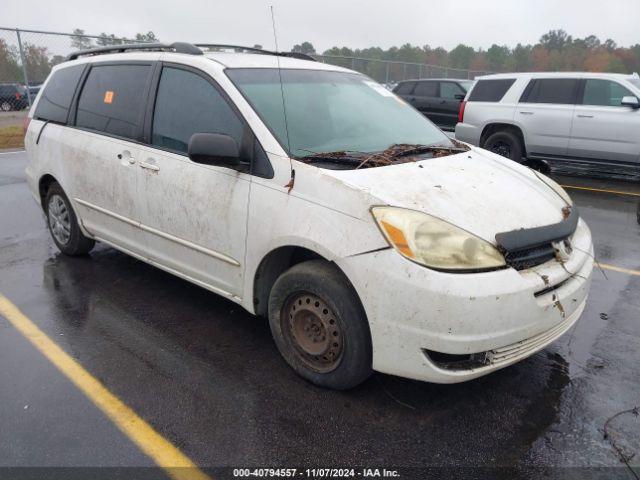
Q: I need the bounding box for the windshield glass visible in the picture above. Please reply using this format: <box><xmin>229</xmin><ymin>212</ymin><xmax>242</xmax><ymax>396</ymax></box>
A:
<box><xmin>226</xmin><ymin>68</ymin><xmax>452</xmax><ymax>157</ymax></box>
<box><xmin>628</xmin><ymin>78</ymin><xmax>640</xmax><ymax>90</ymax></box>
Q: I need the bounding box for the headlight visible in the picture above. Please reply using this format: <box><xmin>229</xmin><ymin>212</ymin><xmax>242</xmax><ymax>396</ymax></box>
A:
<box><xmin>534</xmin><ymin>172</ymin><xmax>573</xmax><ymax>205</ymax></box>
<box><xmin>371</xmin><ymin>207</ymin><xmax>506</xmax><ymax>272</ymax></box>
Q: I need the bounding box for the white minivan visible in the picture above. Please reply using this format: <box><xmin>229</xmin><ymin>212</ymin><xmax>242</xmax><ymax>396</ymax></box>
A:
<box><xmin>25</xmin><ymin>43</ymin><xmax>593</xmax><ymax>389</ymax></box>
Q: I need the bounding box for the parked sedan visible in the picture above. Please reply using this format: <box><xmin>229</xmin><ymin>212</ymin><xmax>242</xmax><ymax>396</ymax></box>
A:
<box><xmin>0</xmin><ymin>83</ymin><xmax>29</xmax><ymax>111</ymax></box>
<box><xmin>393</xmin><ymin>79</ymin><xmax>473</xmax><ymax>131</ymax></box>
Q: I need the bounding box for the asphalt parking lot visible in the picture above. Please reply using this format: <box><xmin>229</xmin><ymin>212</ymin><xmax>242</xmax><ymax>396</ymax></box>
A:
<box><xmin>0</xmin><ymin>150</ymin><xmax>639</xmax><ymax>479</ymax></box>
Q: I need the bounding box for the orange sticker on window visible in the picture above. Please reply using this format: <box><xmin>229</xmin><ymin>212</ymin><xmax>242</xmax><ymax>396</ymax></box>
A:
<box><xmin>103</xmin><ymin>91</ymin><xmax>114</xmax><ymax>104</ymax></box>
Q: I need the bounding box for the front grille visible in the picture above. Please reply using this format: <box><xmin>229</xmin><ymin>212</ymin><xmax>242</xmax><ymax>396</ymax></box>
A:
<box><xmin>487</xmin><ymin>315</ymin><xmax>573</xmax><ymax>365</ymax></box>
<box><xmin>425</xmin><ymin>314</ymin><xmax>575</xmax><ymax>372</ymax></box>
<box><xmin>503</xmin><ymin>243</ymin><xmax>556</xmax><ymax>270</ymax></box>
<box><xmin>495</xmin><ymin>206</ymin><xmax>579</xmax><ymax>271</ymax></box>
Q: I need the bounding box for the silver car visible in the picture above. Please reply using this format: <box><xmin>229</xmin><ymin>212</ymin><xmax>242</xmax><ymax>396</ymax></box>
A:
<box><xmin>455</xmin><ymin>72</ymin><xmax>640</xmax><ymax>170</ymax></box>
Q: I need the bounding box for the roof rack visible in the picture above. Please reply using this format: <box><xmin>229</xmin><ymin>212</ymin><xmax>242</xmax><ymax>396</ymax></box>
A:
<box><xmin>195</xmin><ymin>44</ymin><xmax>316</xmax><ymax>62</ymax></box>
<box><xmin>66</xmin><ymin>42</ymin><xmax>203</xmax><ymax>61</ymax></box>
<box><xmin>66</xmin><ymin>42</ymin><xmax>317</xmax><ymax>63</ymax></box>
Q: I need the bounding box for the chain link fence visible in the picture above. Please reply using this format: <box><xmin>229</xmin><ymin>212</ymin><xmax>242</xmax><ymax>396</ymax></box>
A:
<box><xmin>0</xmin><ymin>27</ymin><xmax>148</xmax><ymax>110</ymax></box>
<box><xmin>313</xmin><ymin>54</ymin><xmax>492</xmax><ymax>84</ymax></box>
<box><xmin>0</xmin><ymin>26</ymin><xmax>491</xmax><ymax>111</ymax></box>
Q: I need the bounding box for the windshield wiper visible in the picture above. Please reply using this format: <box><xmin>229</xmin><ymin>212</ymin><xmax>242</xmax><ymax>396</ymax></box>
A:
<box><xmin>295</xmin><ymin>150</ymin><xmax>366</xmax><ymax>167</ymax></box>
<box><xmin>353</xmin><ymin>142</ymin><xmax>470</xmax><ymax>169</ymax></box>
<box><xmin>383</xmin><ymin>143</ymin><xmax>469</xmax><ymax>159</ymax></box>
<box><xmin>294</xmin><ymin>141</ymin><xmax>470</xmax><ymax>170</ymax></box>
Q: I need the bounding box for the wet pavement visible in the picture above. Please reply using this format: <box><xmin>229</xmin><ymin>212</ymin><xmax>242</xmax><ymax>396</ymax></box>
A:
<box><xmin>0</xmin><ymin>150</ymin><xmax>639</xmax><ymax>479</ymax></box>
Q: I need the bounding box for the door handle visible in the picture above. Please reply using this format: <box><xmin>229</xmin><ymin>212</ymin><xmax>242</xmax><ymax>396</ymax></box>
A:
<box><xmin>117</xmin><ymin>152</ymin><xmax>135</xmax><ymax>165</ymax></box>
<box><xmin>577</xmin><ymin>114</ymin><xmax>594</xmax><ymax>118</ymax></box>
<box><xmin>139</xmin><ymin>160</ymin><xmax>160</xmax><ymax>172</ymax></box>
<box><xmin>519</xmin><ymin>111</ymin><xmax>534</xmax><ymax>115</ymax></box>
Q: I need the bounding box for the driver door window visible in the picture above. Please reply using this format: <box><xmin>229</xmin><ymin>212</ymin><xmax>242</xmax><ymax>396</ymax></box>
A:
<box><xmin>582</xmin><ymin>79</ymin><xmax>633</xmax><ymax>107</ymax></box>
<box><xmin>569</xmin><ymin>79</ymin><xmax>639</xmax><ymax>163</ymax></box>
<box><xmin>152</xmin><ymin>67</ymin><xmax>244</xmax><ymax>153</ymax></box>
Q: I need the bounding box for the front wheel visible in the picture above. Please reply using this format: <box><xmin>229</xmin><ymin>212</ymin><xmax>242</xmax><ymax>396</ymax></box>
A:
<box><xmin>483</xmin><ymin>130</ymin><xmax>524</xmax><ymax>162</ymax></box>
<box><xmin>1</xmin><ymin>101</ymin><xmax>12</xmax><ymax>112</ymax></box>
<box><xmin>268</xmin><ymin>260</ymin><xmax>372</xmax><ymax>390</ymax></box>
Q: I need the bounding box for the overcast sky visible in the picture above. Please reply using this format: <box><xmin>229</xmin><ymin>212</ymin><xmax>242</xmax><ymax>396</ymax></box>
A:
<box><xmin>3</xmin><ymin>0</ymin><xmax>638</xmax><ymax>52</ymax></box>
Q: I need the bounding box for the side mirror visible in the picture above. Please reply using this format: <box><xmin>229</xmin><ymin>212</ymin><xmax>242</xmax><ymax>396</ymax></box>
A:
<box><xmin>454</xmin><ymin>94</ymin><xmax>466</xmax><ymax>101</ymax></box>
<box><xmin>188</xmin><ymin>133</ymin><xmax>248</xmax><ymax>170</ymax></box>
<box><xmin>621</xmin><ymin>96</ymin><xmax>640</xmax><ymax>109</ymax></box>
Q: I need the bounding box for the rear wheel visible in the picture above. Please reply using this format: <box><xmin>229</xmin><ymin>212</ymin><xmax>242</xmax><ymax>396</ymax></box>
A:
<box><xmin>483</xmin><ymin>130</ymin><xmax>523</xmax><ymax>162</ymax></box>
<box><xmin>268</xmin><ymin>260</ymin><xmax>372</xmax><ymax>390</ymax></box>
<box><xmin>1</xmin><ymin>101</ymin><xmax>11</xmax><ymax>112</ymax></box>
<box><xmin>44</xmin><ymin>182</ymin><xmax>95</xmax><ymax>256</ymax></box>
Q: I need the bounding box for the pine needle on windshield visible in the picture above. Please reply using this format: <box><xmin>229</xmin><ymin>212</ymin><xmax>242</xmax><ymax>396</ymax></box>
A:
<box><xmin>296</xmin><ymin>140</ymin><xmax>470</xmax><ymax>170</ymax></box>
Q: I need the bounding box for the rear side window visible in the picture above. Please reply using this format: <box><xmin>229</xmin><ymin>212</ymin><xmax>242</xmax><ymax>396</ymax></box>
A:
<box><xmin>34</xmin><ymin>65</ymin><xmax>84</xmax><ymax>124</ymax></box>
<box><xmin>151</xmin><ymin>67</ymin><xmax>244</xmax><ymax>154</ymax></box>
<box><xmin>521</xmin><ymin>79</ymin><xmax>579</xmax><ymax>105</ymax></box>
<box><xmin>468</xmin><ymin>79</ymin><xmax>515</xmax><ymax>102</ymax></box>
<box><xmin>440</xmin><ymin>82</ymin><xmax>465</xmax><ymax>99</ymax></box>
<box><xmin>0</xmin><ymin>86</ymin><xmax>13</xmax><ymax>96</ymax></box>
<box><xmin>76</xmin><ymin>64</ymin><xmax>152</xmax><ymax>140</ymax></box>
<box><xmin>582</xmin><ymin>79</ymin><xmax>633</xmax><ymax>107</ymax></box>
<box><xmin>413</xmin><ymin>81</ymin><xmax>438</xmax><ymax>97</ymax></box>
<box><xmin>394</xmin><ymin>82</ymin><xmax>415</xmax><ymax>95</ymax></box>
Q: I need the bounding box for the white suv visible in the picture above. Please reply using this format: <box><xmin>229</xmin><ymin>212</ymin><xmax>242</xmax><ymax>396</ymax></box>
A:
<box><xmin>25</xmin><ymin>43</ymin><xmax>593</xmax><ymax>389</ymax></box>
<box><xmin>456</xmin><ymin>72</ymin><xmax>640</xmax><ymax>171</ymax></box>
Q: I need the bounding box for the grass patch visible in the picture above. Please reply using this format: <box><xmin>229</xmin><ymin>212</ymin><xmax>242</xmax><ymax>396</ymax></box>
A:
<box><xmin>0</xmin><ymin>125</ymin><xmax>24</xmax><ymax>150</ymax></box>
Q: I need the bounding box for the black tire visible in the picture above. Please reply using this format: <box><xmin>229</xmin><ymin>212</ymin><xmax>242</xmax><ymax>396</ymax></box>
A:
<box><xmin>1</xmin><ymin>101</ymin><xmax>12</xmax><ymax>112</ymax></box>
<box><xmin>483</xmin><ymin>130</ymin><xmax>524</xmax><ymax>162</ymax></box>
<box><xmin>268</xmin><ymin>260</ymin><xmax>372</xmax><ymax>390</ymax></box>
<box><xmin>44</xmin><ymin>182</ymin><xmax>95</xmax><ymax>256</ymax></box>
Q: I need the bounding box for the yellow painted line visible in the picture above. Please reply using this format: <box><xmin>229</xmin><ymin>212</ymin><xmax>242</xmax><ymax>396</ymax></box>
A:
<box><xmin>598</xmin><ymin>263</ymin><xmax>640</xmax><ymax>277</ymax></box>
<box><xmin>0</xmin><ymin>294</ymin><xmax>211</xmax><ymax>480</ymax></box>
<box><xmin>561</xmin><ymin>185</ymin><xmax>640</xmax><ymax>197</ymax></box>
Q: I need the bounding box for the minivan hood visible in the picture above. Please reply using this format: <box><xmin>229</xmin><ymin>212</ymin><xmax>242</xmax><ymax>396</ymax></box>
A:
<box><xmin>321</xmin><ymin>148</ymin><xmax>568</xmax><ymax>244</ymax></box>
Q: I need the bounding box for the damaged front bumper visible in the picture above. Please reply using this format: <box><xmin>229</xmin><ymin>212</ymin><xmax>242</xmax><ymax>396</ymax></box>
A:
<box><xmin>337</xmin><ymin>218</ymin><xmax>593</xmax><ymax>384</ymax></box>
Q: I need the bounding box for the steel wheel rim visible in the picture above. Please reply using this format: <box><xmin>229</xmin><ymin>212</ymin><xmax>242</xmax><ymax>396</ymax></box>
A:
<box><xmin>47</xmin><ymin>194</ymin><xmax>71</xmax><ymax>245</ymax></box>
<box><xmin>490</xmin><ymin>141</ymin><xmax>512</xmax><ymax>158</ymax></box>
<box><xmin>281</xmin><ymin>292</ymin><xmax>344</xmax><ymax>373</ymax></box>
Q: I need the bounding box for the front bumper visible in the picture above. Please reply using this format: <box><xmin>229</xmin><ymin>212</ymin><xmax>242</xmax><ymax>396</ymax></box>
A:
<box><xmin>337</xmin><ymin>219</ymin><xmax>593</xmax><ymax>384</ymax></box>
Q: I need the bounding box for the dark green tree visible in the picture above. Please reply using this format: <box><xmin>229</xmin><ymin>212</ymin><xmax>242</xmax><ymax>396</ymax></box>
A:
<box><xmin>292</xmin><ymin>42</ymin><xmax>316</xmax><ymax>55</ymax></box>
<box><xmin>449</xmin><ymin>44</ymin><xmax>475</xmax><ymax>69</ymax></box>
<box><xmin>135</xmin><ymin>31</ymin><xmax>159</xmax><ymax>43</ymax></box>
<box><xmin>70</xmin><ymin>29</ymin><xmax>93</xmax><ymax>50</ymax></box>
<box><xmin>96</xmin><ymin>33</ymin><xmax>124</xmax><ymax>46</ymax></box>
<box><xmin>539</xmin><ymin>29</ymin><xmax>572</xmax><ymax>51</ymax></box>
<box><xmin>23</xmin><ymin>44</ymin><xmax>51</xmax><ymax>83</ymax></box>
<box><xmin>0</xmin><ymin>39</ymin><xmax>21</xmax><ymax>82</ymax></box>
<box><xmin>485</xmin><ymin>44</ymin><xmax>510</xmax><ymax>71</ymax></box>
